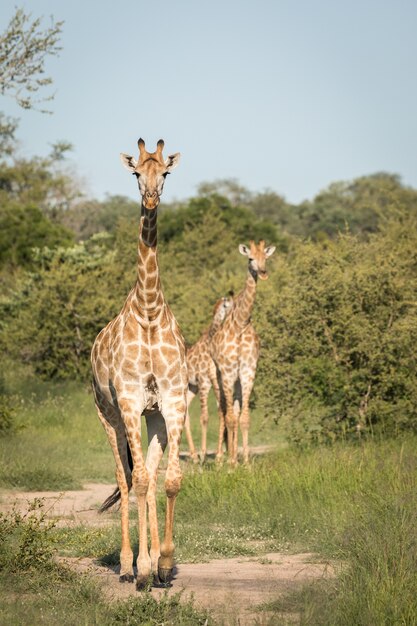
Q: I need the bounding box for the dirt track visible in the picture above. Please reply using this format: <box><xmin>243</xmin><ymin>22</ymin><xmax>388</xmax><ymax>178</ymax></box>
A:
<box><xmin>0</xmin><ymin>482</ymin><xmax>335</xmax><ymax>624</ymax></box>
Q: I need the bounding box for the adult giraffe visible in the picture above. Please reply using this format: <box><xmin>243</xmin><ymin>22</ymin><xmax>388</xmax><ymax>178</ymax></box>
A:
<box><xmin>91</xmin><ymin>138</ymin><xmax>187</xmax><ymax>590</ymax></box>
<box><xmin>210</xmin><ymin>240</ymin><xmax>276</xmax><ymax>465</ymax></box>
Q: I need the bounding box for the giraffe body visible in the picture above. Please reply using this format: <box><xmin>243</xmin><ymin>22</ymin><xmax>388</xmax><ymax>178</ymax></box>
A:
<box><xmin>91</xmin><ymin>139</ymin><xmax>186</xmax><ymax>589</ymax></box>
<box><xmin>184</xmin><ymin>296</ymin><xmax>233</xmax><ymax>462</ymax></box>
<box><xmin>210</xmin><ymin>241</ymin><xmax>275</xmax><ymax>464</ymax></box>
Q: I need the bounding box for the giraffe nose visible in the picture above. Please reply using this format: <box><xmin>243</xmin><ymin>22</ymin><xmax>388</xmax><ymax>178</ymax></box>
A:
<box><xmin>145</xmin><ymin>190</ymin><xmax>158</xmax><ymax>200</ymax></box>
<box><xmin>258</xmin><ymin>270</ymin><xmax>269</xmax><ymax>280</ymax></box>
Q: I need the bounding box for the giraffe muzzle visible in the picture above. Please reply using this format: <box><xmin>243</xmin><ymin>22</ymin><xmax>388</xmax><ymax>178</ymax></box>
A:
<box><xmin>143</xmin><ymin>192</ymin><xmax>160</xmax><ymax>210</ymax></box>
<box><xmin>258</xmin><ymin>270</ymin><xmax>269</xmax><ymax>280</ymax></box>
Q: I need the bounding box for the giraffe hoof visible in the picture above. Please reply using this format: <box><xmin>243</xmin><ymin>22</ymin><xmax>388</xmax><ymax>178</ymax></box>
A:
<box><xmin>152</xmin><ymin>572</ymin><xmax>172</xmax><ymax>588</ymax></box>
<box><xmin>119</xmin><ymin>573</ymin><xmax>134</xmax><ymax>583</ymax></box>
<box><xmin>136</xmin><ymin>574</ymin><xmax>152</xmax><ymax>591</ymax></box>
<box><xmin>157</xmin><ymin>567</ymin><xmax>173</xmax><ymax>587</ymax></box>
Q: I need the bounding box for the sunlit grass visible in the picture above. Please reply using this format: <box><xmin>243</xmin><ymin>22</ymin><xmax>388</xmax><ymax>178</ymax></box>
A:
<box><xmin>0</xmin><ymin>373</ymin><xmax>283</xmax><ymax>490</ymax></box>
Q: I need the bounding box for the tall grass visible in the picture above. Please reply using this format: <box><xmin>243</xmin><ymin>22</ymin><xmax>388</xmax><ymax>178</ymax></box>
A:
<box><xmin>0</xmin><ymin>500</ymin><xmax>215</xmax><ymax>625</ymax></box>
<box><xmin>174</xmin><ymin>439</ymin><xmax>416</xmax><ymax>625</ymax></box>
<box><xmin>0</xmin><ymin>371</ymin><xmax>280</xmax><ymax>491</ymax></box>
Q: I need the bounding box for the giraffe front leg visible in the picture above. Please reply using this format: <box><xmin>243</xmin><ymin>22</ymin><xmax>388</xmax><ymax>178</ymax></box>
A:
<box><xmin>199</xmin><ymin>381</ymin><xmax>211</xmax><ymax>462</ymax></box>
<box><xmin>239</xmin><ymin>371</ymin><xmax>256</xmax><ymax>464</ymax></box>
<box><xmin>118</xmin><ymin>396</ymin><xmax>151</xmax><ymax>591</ymax></box>
<box><xmin>213</xmin><ymin>369</ymin><xmax>227</xmax><ymax>462</ymax></box>
<box><xmin>222</xmin><ymin>378</ymin><xmax>238</xmax><ymax>466</ymax></box>
<box><xmin>144</xmin><ymin>410</ymin><xmax>167</xmax><ymax>584</ymax></box>
<box><xmin>184</xmin><ymin>387</ymin><xmax>199</xmax><ymax>463</ymax></box>
<box><xmin>158</xmin><ymin>395</ymin><xmax>185</xmax><ymax>584</ymax></box>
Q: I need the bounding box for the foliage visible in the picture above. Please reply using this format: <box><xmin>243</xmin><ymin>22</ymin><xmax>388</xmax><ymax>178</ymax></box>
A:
<box><xmin>2</xmin><ymin>240</ymin><xmax>121</xmax><ymax>380</ymax></box>
<box><xmin>1</xmin><ymin>195</ymin><xmax>281</xmax><ymax>378</ymax></box>
<box><xmin>108</xmin><ymin>592</ymin><xmax>214</xmax><ymax>626</ymax></box>
<box><xmin>0</xmin><ymin>395</ymin><xmax>15</xmax><ymax>435</ymax></box>
<box><xmin>1</xmin><ymin>154</ymin><xmax>417</xmax><ymax>441</ymax></box>
<box><xmin>59</xmin><ymin>194</ymin><xmax>139</xmax><ymax>240</ymax></box>
<box><xmin>0</xmin><ymin>152</ymin><xmax>80</xmax><ymax>220</ymax></box>
<box><xmin>294</xmin><ymin>172</ymin><xmax>417</xmax><ymax>239</ymax></box>
<box><xmin>52</xmin><ymin>437</ymin><xmax>417</xmax><ymax>626</ymax></box>
<box><xmin>262</xmin><ymin>445</ymin><xmax>417</xmax><ymax>625</ymax></box>
<box><xmin>256</xmin><ymin>215</ymin><xmax>417</xmax><ymax>441</ymax></box>
<box><xmin>0</xmin><ymin>112</ymin><xmax>18</xmax><ymax>157</ymax></box>
<box><xmin>0</xmin><ymin>499</ymin><xmax>56</xmax><ymax>572</ymax></box>
<box><xmin>0</xmin><ymin>202</ymin><xmax>73</xmax><ymax>269</ymax></box>
<box><xmin>0</xmin><ymin>8</ymin><xmax>63</xmax><ymax>112</ymax></box>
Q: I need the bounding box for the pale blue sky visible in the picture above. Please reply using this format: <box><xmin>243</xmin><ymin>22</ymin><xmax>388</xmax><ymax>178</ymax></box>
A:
<box><xmin>1</xmin><ymin>0</ymin><xmax>416</xmax><ymax>204</ymax></box>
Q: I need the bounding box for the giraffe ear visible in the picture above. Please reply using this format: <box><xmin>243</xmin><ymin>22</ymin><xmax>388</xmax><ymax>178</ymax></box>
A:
<box><xmin>120</xmin><ymin>153</ymin><xmax>137</xmax><ymax>172</ymax></box>
<box><xmin>165</xmin><ymin>152</ymin><xmax>181</xmax><ymax>171</ymax></box>
<box><xmin>265</xmin><ymin>245</ymin><xmax>276</xmax><ymax>257</ymax></box>
<box><xmin>239</xmin><ymin>244</ymin><xmax>250</xmax><ymax>256</ymax></box>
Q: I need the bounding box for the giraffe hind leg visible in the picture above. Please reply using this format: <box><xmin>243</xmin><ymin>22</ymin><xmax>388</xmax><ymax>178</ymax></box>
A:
<box><xmin>94</xmin><ymin>399</ymin><xmax>134</xmax><ymax>581</ymax></box>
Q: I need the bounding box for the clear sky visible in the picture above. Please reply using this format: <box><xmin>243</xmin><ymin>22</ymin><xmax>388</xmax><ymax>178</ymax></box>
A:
<box><xmin>1</xmin><ymin>0</ymin><xmax>416</xmax><ymax>205</ymax></box>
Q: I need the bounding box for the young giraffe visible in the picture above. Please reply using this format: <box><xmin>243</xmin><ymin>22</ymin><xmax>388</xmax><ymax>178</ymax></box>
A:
<box><xmin>91</xmin><ymin>138</ymin><xmax>187</xmax><ymax>590</ymax></box>
<box><xmin>210</xmin><ymin>240</ymin><xmax>276</xmax><ymax>465</ymax></box>
<box><xmin>184</xmin><ymin>295</ymin><xmax>233</xmax><ymax>462</ymax></box>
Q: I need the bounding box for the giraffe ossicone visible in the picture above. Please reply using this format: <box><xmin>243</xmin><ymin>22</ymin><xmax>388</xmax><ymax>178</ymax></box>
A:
<box><xmin>91</xmin><ymin>138</ymin><xmax>187</xmax><ymax>590</ymax></box>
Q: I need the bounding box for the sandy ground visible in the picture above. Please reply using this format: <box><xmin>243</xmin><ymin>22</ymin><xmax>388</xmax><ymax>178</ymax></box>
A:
<box><xmin>0</xmin><ymin>471</ymin><xmax>335</xmax><ymax>625</ymax></box>
<box><xmin>62</xmin><ymin>552</ymin><xmax>332</xmax><ymax>625</ymax></box>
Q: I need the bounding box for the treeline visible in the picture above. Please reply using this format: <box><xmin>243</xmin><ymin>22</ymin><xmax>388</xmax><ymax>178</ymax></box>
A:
<box><xmin>1</xmin><ymin>135</ymin><xmax>417</xmax><ymax>443</ymax></box>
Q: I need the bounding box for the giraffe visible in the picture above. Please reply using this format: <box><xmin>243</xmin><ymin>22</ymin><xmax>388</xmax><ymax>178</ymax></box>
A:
<box><xmin>91</xmin><ymin>138</ymin><xmax>187</xmax><ymax>590</ymax></box>
<box><xmin>184</xmin><ymin>295</ymin><xmax>233</xmax><ymax>462</ymax></box>
<box><xmin>210</xmin><ymin>240</ymin><xmax>276</xmax><ymax>465</ymax></box>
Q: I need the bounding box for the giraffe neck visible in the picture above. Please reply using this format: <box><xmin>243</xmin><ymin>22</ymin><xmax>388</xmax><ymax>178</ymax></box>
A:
<box><xmin>233</xmin><ymin>271</ymin><xmax>257</xmax><ymax>329</ymax></box>
<box><xmin>207</xmin><ymin>309</ymin><xmax>225</xmax><ymax>339</ymax></box>
<box><xmin>132</xmin><ymin>205</ymin><xmax>164</xmax><ymax>316</ymax></box>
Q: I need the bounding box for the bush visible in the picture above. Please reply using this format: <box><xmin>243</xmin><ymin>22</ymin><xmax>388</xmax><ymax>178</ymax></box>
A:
<box><xmin>255</xmin><ymin>216</ymin><xmax>417</xmax><ymax>442</ymax></box>
<box><xmin>0</xmin><ymin>499</ymin><xmax>56</xmax><ymax>573</ymax></box>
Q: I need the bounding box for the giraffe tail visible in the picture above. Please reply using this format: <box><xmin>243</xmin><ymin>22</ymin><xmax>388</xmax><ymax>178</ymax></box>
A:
<box><xmin>98</xmin><ymin>443</ymin><xmax>133</xmax><ymax>513</ymax></box>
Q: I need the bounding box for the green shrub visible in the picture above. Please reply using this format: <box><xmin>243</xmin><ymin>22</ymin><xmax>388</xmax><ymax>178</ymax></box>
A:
<box><xmin>0</xmin><ymin>394</ymin><xmax>15</xmax><ymax>435</ymax></box>
<box><xmin>256</xmin><ymin>217</ymin><xmax>417</xmax><ymax>441</ymax></box>
<box><xmin>0</xmin><ymin>499</ymin><xmax>56</xmax><ymax>573</ymax></box>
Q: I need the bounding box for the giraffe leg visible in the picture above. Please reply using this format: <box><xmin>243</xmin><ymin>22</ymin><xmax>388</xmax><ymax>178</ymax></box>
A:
<box><xmin>144</xmin><ymin>410</ymin><xmax>167</xmax><ymax>583</ymax></box>
<box><xmin>214</xmin><ymin>368</ymin><xmax>227</xmax><ymax>462</ymax></box>
<box><xmin>117</xmin><ymin>395</ymin><xmax>151</xmax><ymax>591</ymax></box>
<box><xmin>199</xmin><ymin>381</ymin><xmax>211</xmax><ymax>462</ymax></box>
<box><xmin>94</xmin><ymin>400</ymin><xmax>134</xmax><ymax>582</ymax></box>
<box><xmin>158</xmin><ymin>393</ymin><xmax>185</xmax><ymax>584</ymax></box>
<box><xmin>222</xmin><ymin>377</ymin><xmax>239</xmax><ymax>466</ymax></box>
<box><xmin>239</xmin><ymin>371</ymin><xmax>256</xmax><ymax>464</ymax></box>
<box><xmin>184</xmin><ymin>387</ymin><xmax>199</xmax><ymax>463</ymax></box>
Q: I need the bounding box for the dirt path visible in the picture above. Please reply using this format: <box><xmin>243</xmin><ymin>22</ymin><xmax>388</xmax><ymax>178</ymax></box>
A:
<box><xmin>0</xmin><ymin>481</ymin><xmax>334</xmax><ymax>624</ymax></box>
<box><xmin>62</xmin><ymin>552</ymin><xmax>332</xmax><ymax>625</ymax></box>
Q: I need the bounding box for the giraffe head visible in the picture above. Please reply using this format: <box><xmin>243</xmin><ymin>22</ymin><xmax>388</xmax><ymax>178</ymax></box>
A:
<box><xmin>212</xmin><ymin>294</ymin><xmax>234</xmax><ymax>322</ymax></box>
<box><xmin>238</xmin><ymin>240</ymin><xmax>276</xmax><ymax>280</ymax></box>
<box><xmin>120</xmin><ymin>138</ymin><xmax>180</xmax><ymax>209</ymax></box>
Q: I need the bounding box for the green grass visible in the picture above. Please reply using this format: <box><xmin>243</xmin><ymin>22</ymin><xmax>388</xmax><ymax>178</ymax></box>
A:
<box><xmin>0</xmin><ymin>372</ymin><xmax>115</xmax><ymax>490</ymax></box>
<box><xmin>2</xmin><ymin>372</ymin><xmax>417</xmax><ymax>624</ymax></box>
<box><xmin>0</xmin><ymin>502</ymin><xmax>215</xmax><ymax>626</ymax></box>
<box><xmin>185</xmin><ymin>389</ymin><xmax>285</xmax><ymax>455</ymax></box>
<box><xmin>0</xmin><ymin>372</ymin><xmax>281</xmax><ymax>491</ymax></box>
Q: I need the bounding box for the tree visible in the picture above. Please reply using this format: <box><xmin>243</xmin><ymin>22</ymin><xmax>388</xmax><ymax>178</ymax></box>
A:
<box><xmin>0</xmin><ymin>203</ymin><xmax>73</xmax><ymax>269</ymax></box>
<box><xmin>295</xmin><ymin>173</ymin><xmax>417</xmax><ymax>240</ymax></box>
<box><xmin>0</xmin><ymin>8</ymin><xmax>63</xmax><ymax>112</ymax></box>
